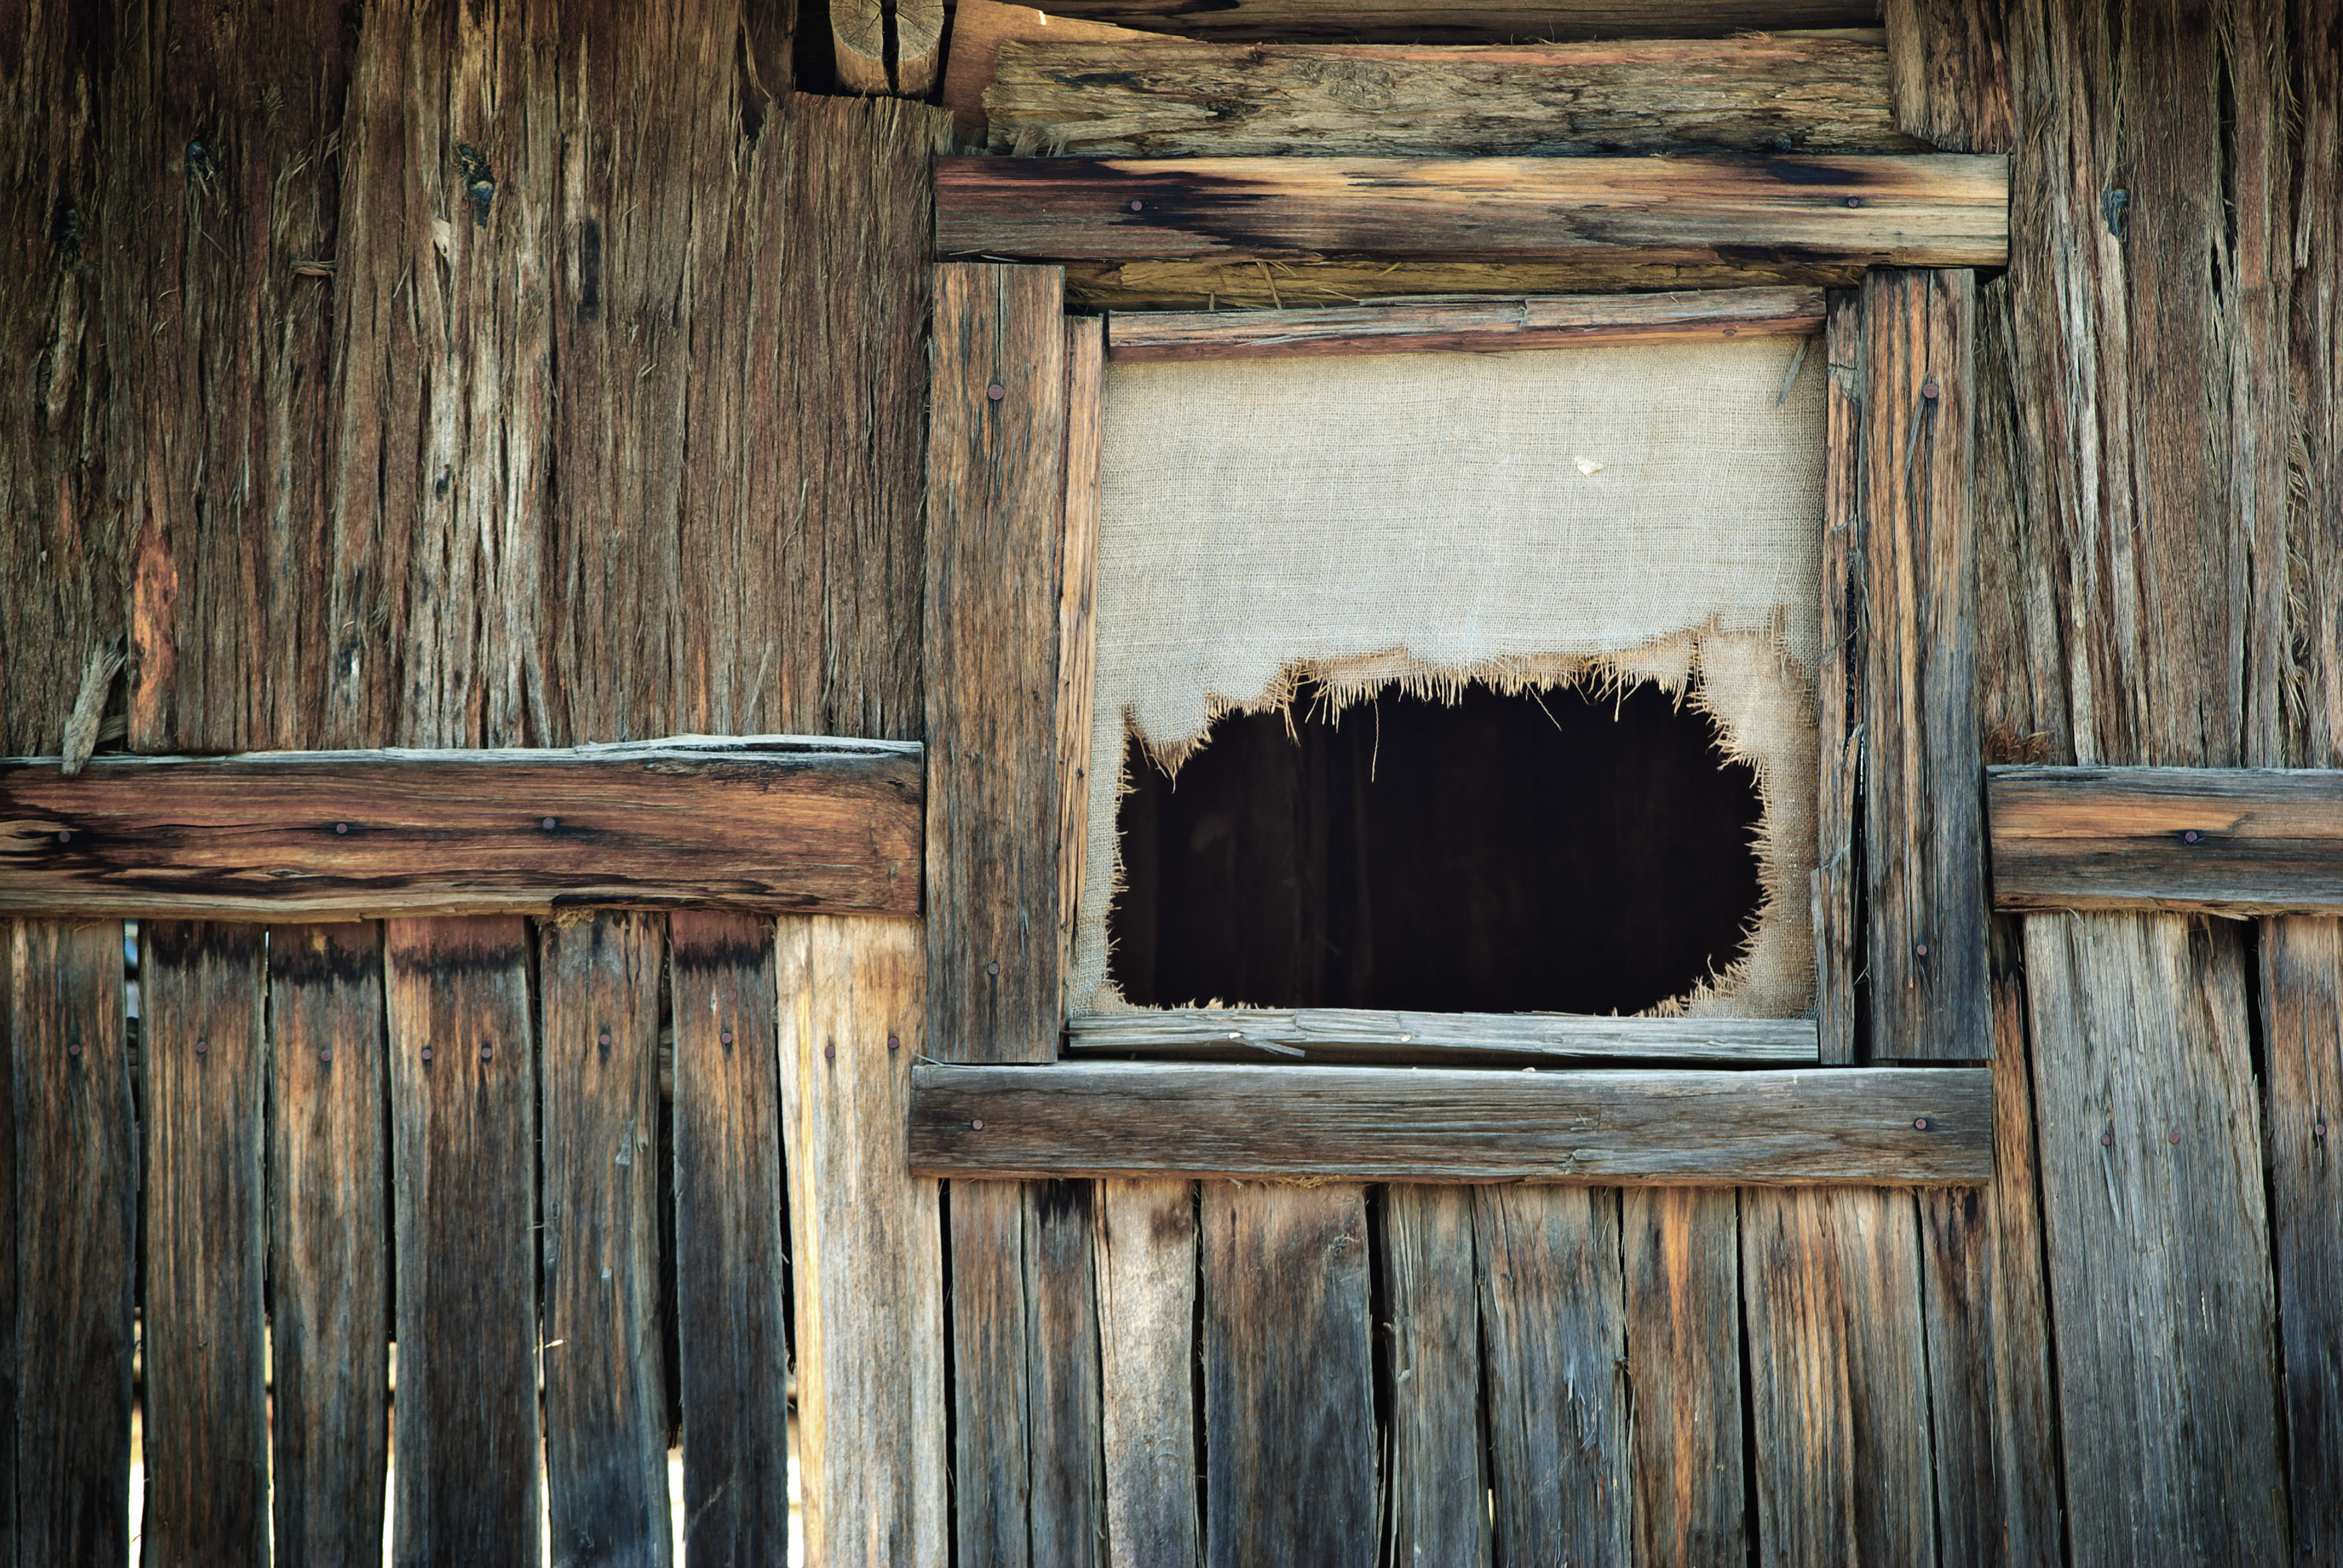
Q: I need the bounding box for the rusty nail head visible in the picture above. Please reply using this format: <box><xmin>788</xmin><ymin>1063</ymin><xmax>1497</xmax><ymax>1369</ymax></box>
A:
<box><xmin>2183</xmin><ymin>829</ymin><xmax>2200</xmax><ymax>843</ymax></box>
<box><xmin>721</xmin><ymin>1029</ymin><xmax>734</xmax><ymax>1045</ymax></box>
<box><xmin>2169</xmin><ymin>1130</ymin><xmax>2181</xmax><ymax>1144</ymax></box>
<box><xmin>1921</xmin><ymin>380</ymin><xmax>1941</xmax><ymax>400</ymax></box>
<box><xmin>888</xmin><ymin>1035</ymin><xmax>900</xmax><ymax>1051</ymax></box>
<box><xmin>986</xmin><ymin>383</ymin><xmax>1005</xmax><ymax>402</ymax></box>
<box><xmin>1845</xmin><ymin>195</ymin><xmax>1862</xmax><ymax>208</ymax></box>
<box><xmin>598</xmin><ymin>1029</ymin><xmax>612</xmax><ymax>1046</ymax></box>
<box><xmin>195</xmin><ymin>1038</ymin><xmax>208</xmax><ymax>1055</ymax></box>
<box><xmin>542</xmin><ymin>816</ymin><xmax>558</xmax><ymax>831</ymax></box>
<box><xmin>824</xmin><ymin>1043</ymin><xmax>837</xmax><ymax>1060</ymax></box>
<box><xmin>422</xmin><ymin>1046</ymin><xmax>434</xmax><ymax>1061</ymax></box>
<box><xmin>987</xmin><ymin>960</ymin><xmax>1001</xmax><ymax>976</ymax></box>
<box><xmin>335</xmin><ymin>822</ymin><xmax>351</xmax><ymax>835</ymax></box>
<box><xmin>56</xmin><ymin>830</ymin><xmax>70</xmax><ymax>843</ymax></box>
<box><xmin>319</xmin><ymin>1049</ymin><xmax>332</xmax><ymax>1063</ymax></box>
<box><xmin>1915</xmin><ymin>942</ymin><xmax>1929</xmax><ymax>957</ymax></box>
<box><xmin>68</xmin><ymin>1043</ymin><xmax>80</xmax><ymax>1056</ymax></box>
<box><xmin>1128</xmin><ymin>199</ymin><xmax>1144</xmax><ymax>213</ymax></box>
<box><xmin>481</xmin><ymin>1043</ymin><xmax>492</xmax><ymax>1061</ymax></box>
<box><xmin>2318</xmin><ymin>1122</ymin><xmax>2329</xmax><ymax>1137</ymax></box>
<box><xmin>971</xmin><ymin>1118</ymin><xmax>985</xmax><ymax>1130</ymax></box>
<box><xmin>2100</xmin><ymin>1130</ymin><xmax>2113</xmax><ymax>1146</ymax></box>
<box><xmin>1913</xmin><ymin>1116</ymin><xmax>1929</xmax><ymax>1131</ymax></box>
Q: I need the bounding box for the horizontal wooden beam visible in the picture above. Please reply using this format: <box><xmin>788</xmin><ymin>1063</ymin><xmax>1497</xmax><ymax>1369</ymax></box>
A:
<box><xmin>1065</xmin><ymin>1009</ymin><xmax>1818</xmax><ymax>1063</ymax></box>
<box><xmin>0</xmin><ymin>737</ymin><xmax>922</xmax><ymax>921</ymax></box>
<box><xmin>1105</xmin><ymin>286</ymin><xmax>1824</xmax><ymax>362</ymax></box>
<box><xmin>1020</xmin><ymin>0</ymin><xmax>1882</xmax><ymax>45</ymax></box>
<box><xmin>936</xmin><ymin>154</ymin><xmax>2010</xmax><ymax>269</ymax></box>
<box><xmin>1990</xmin><ymin>766</ymin><xmax>2343</xmax><ymax>917</ymax></box>
<box><xmin>909</xmin><ymin>1063</ymin><xmax>1990</xmax><ymax>1185</ymax></box>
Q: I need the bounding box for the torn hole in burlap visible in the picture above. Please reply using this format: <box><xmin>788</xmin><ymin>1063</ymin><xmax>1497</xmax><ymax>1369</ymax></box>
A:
<box><xmin>1068</xmin><ymin>337</ymin><xmax>1827</xmax><ymax>1021</ymax></box>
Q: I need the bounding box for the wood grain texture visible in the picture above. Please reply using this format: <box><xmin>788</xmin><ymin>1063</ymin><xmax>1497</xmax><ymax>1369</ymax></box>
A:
<box><xmin>2286</xmin><ymin>0</ymin><xmax>2342</xmax><ymax>773</ymax></box>
<box><xmin>1882</xmin><ymin>0</ymin><xmax>2014</xmax><ymax>152</ymax></box>
<box><xmin>268</xmin><ymin>922</ymin><xmax>390</xmax><ymax>1568</ymax></box>
<box><xmin>1816</xmin><ymin>287</ymin><xmax>1862</xmax><ymax>1065</ymax></box>
<box><xmin>926</xmin><ymin>264</ymin><xmax>1069</xmax><ymax>1063</ymax></box>
<box><xmin>1067</xmin><ymin>256</ymin><xmax>1868</xmax><ymax>310</ymax></box>
<box><xmin>11</xmin><ymin>920</ymin><xmax>133</xmax><ymax>1565</ymax></box>
<box><xmin>1990</xmin><ymin>766</ymin><xmax>2343</xmax><ymax>914</ymax></box>
<box><xmin>1200</xmin><ymin>1183</ymin><xmax>1375</xmax><ymax>1567</ymax></box>
<box><xmin>936</xmin><ymin>154</ymin><xmax>2012</xmax><ymax>268</ymax></box>
<box><xmin>669</xmin><ymin>911</ymin><xmax>793</xmax><ymax>1562</ymax></box>
<box><xmin>139</xmin><ymin>922</ymin><xmax>268</xmax><ymax>1567</ymax></box>
<box><xmin>1379</xmin><ymin>1187</ymin><xmax>1486</xmax><ymax>1567</ymax></box>
<box><xmin>1066</xmin><ymin>1008</ymin><xmax>1817</xmax><ymax>1063</ymax></box>
<box><xmin>1095</xmin><ymin>1181</ymin><xmax>1199</xmax><ymax>1568</ymax></box>
<box><xmin>0</xmin><ymin>739</ymin><xmax>922</xmax><ymax>920</ymax></box>
<box><xmin>942</xmin><ymin>1</ymin><xmax>1151</xmax><ymax>139</ymax></box>
<box><xmin>1020</xmin><ymin>0</ymin><xmax>1881</xmax><ymax>43</ymax></box>
<box><xmin>1862</xmin><ymin>267</ymin><xmax>1990</xmax><ymax>1060</ymax></box>
<box><xmin>1028</xmin><ymin>1181</ymin><xmax>1105</xmax><ymax>1563</ymax></box>
<box><xmin>1741</xmin><ymin>1187</ymin><xmax>1936</xmax><ymax>1567</ymax></box>
<box><xmin>1106</xmin><ymin>286</ymin><xmax>1824</xmax><ymax>363</ymax></box>
<box><xmin>1058</xmin><ymin>318</ymin><xmax>1106</xmax><ymax>999</ymax></box>
<box><xmin>910</xmin><ymin>1063</ymin><xmax>1993</xmax><ymax>1184</ymax></box>
<box><xmin>989</xmin><ymin>34</ymin><xmax>1922</xmax><ymax>159</ymax></box>
<box><xmin>1475</xmin><ymin>1187</ymin><xmax>1631</xmax><ymax>1565</ymax></box>
<box><xmin>778</xmin><ymin>914</ymin><xmax>947</xmax><ymax>1567</ymax></box>
<box><xmin>539</xmin><ymin>913</ymin><xmax>671</xmax><ymax>1566</ymax></box>
<box><xmin>386</xmin><ymin>916</ymin><xmax>541</xmax><ymax>1567</ymax></box>
<box><xmin>949</xmin><ymin>1181</ymin><xmax>1035</xmax><ymax>1566</ymax></box>
<box><xmin>1623</xmin><ymin>1187</ymin><xmax>1745</xmax><ymax>1565</ymax></box>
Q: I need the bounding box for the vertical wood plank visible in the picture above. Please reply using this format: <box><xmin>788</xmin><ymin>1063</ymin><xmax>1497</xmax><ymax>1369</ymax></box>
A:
<box><xmin>1881</xmin><ymin>0</ymin><xmax>2013</xmax><ymax>152</ymax></box>
<box><xmin>540</xmin><ymin>912</ymin><xmax>671</xmax><ymax>1565</ymax></box>
<box><xmin>1380</xmin><ymin>1185</ymin><xmax>1486</xmax><ymax>1567</ymax></box>
<box><xmin>1623</xmin><ymin>1187</ymin><xmax>1745</xmax><ymax>1566</ymax></box>
<box><xmin>1862</xmin><ymin>266</ymin><xmax>1989</xmax><ymax>1061</ymax></box>
<box><xmin>670</xmin><ymin>910</ymin><xmax>792</xmax><ymax>1560</ymax></box>
<box><xmin>778</xmin><ymin>914</ymin><xmax>946</xmax><ymax>1566</ymax></box>
<box><xmin>1029</xmin><ymin>1179</ymin><xmax>1105</xmax><ymax>1563</ymax></box>
<box><xmin>1058</xmin><ymin>315</ymin><xmax>1107</xmax><ymax>998</ymax></box>
<box><xmin>1095</xmin><ymin>1180</ymin><xmax>1199</xmax><ymax>1568</ymax></box>
<box><xmin>386</xmin><ymin>916</ymin><xmax>541</xmax><ymax>1566</ymax></box>
<box><xmin>268</xmin><ymin>922</ymin><xmax>390</xmax><ymax>1567</ymax></box>
<box><xmin>1815</xmin><ymin>288</ymin><xmax>1863</xmax><ymax>1065</ymax></box>
<box><xmin>951</xmin><ymin>1180</ymin><xmax>1034</xmax><ymax>1567</ymax></box>
<box><xmin>1741</xmin><ymin>1187</ymin><xmax>1936</xmax><ymax>1567</ymax></box>
<box><xmin>1475</xmin><ymin>1186</ymin><xmax>1631</xmax><ymax>1567</ymax></box>
<box><xmin>924</xmin><ymin>262</ymin><xmax>1068</xmax><ymax>1063</ymax></box>
<box><xmin>139</xmin><ymin>922</ymin><xmax>268</xmax><ymax>1565</ymax></box>
<box><xmin>1201</xmin><ymin>1183</ymin><xmax>1374</xmax><ymax>1567</ymax></box>
<box><xmin>11</xmin><ymin>920</ymin><xmax>133</xmax><ymax>1565</ymax></box>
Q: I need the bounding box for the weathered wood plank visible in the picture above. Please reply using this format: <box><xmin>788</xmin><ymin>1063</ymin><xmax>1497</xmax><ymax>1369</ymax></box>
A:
<box><xmin>1066</xmin><ymin>1009</ymin><xmax>1818</xmax><ymax>1062</ymax></box>
<box><xmin>1068</xmin><ymin>256</ymin><xmax>1866</xmax><ymax>310</ymax></box>
<box><xmin>778</xmin><ymin>914</ymin><xmax>947</xmax><ymax>1565</ymax></box>
<box><xmin>268</xmin><ymin>922</ymin><xmax>390</xmax><ymax>1567</ymax></box>
<box><xmin>1379</xmin><ymin>1187</ymin><xmax>1485</xmax><ymax>1567</ymax></box>
<box><xmin>0</xmin><ymin>739</ymin><xmax>921</xmax><ymax>921</ymax></box>
<box><xmin>1475</xmin><ymin>1187</ymin><xmax>1631</xmax><ymax>1564</ymax></box>
<box><xmin>943</xmin><ymin>1</ymin><xmax>1152</xmax><ymax>139</ymax></box>
<box><xmin>910</xmin><ymin>1063</ymin><xmax>1993</xmax><ymax>1184</ymax></box>
<box><xmin>1622</xmin><ymin>1187</ymin><xmax>1745</xmax><ymax>1565</ymax></box>
<box><xmin>1882</xmin><ymin>0</ymin><xmax>2013</xmax><ymax>153</ymax></box>
<box><xmin>540</xmin><ymin>912</ymin><xmax>670</xmax><ymax>1566</ymax></box>
<box><xmin>949</xmin><ymin>1181</ymin><xmax>1036</xmax><ymax>1567</ymax></box>
<box><xmin>1028</xmin><ymin>1180</ymin><xmax>1105</xmax><ymax>1562</ymax></box>
<box><xmin>669</xmin><ymin>911</ymin><xmax>793</xmax><ymax>1560</ymax></box>
<box><xmin>1201</xmin><ymin>1183</ymin><xmax>1376</xmax><ymax>1566</ymax></box>
<box><xmin>1096</xmin><ymin>1181</ymin><xmax>1200</xmax><ymax>1567</ymax></box>
<box><xmin>1862</xmin><ymin>267</ymin><xmax>1990</xmax><ymax>1060</ymax></box>
<box><xmin>1990</xmin><ymin>766</ymin><xmax>2343</xmax><ymax>914</ymax></box>
<box><xmin>1058</xmin><ymin>318</ymin><xmax>1106</xmax><ymax>997</ymax></box>
<box><xmin>1105</xmin><ymin>287</ymin><xmax>1824</xmax><ymax>363</ymax></box>
<box><xmin>1816</xmin><ymin>288</ymin><xmax>1862</xmax><ymax>1065</ymax></box>
<box><xmin>11</xmin><ymin>921</ymin><xmax>133</xmax><ymax>1564</ymax></box>
<box><xmin>139</xmin><ymin>922</ymin><xmax>268</xmax><ymax>1565</ymax></box>
<box><xmin>1024</xmin><ymin>0</ymin><xmax>1881</xmax><ymax>43</ymax></box>
<box><xmin>926</xmin><ymin>264</ymin><xmax>1068</xmax><ymax>1063</ymax></box>
<box><xmin>386</xmin><ymin>916</ymin><xmax>541</xmax><ymax>1566</ymax></box>
<box><xmin>1741</xmin><ymin>1187</ymin><xmax>1936</xmax><ymax>1567</ymax></box>
<box><xmin>936</xmin><ymin>154</ymin><xmax>2012</xmax><ymax>268</ymax></box>
<box><xmin>989</xmin><ymin>35</ymin><xmax>1923</xmax><ymax>159</ymax></box>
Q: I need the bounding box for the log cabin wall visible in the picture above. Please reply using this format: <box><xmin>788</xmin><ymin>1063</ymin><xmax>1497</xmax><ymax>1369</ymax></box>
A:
<box><xmin>0</xmin><ymin>2</ymin><xmax>2338</xmax><ymax>1565</ymax></box>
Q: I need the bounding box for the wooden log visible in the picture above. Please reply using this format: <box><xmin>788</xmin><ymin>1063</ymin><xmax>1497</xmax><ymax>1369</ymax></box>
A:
<box><xmin>926</xmin><ymin>264</ymin><xmax>1069</xmax><ymax>1062</ymax></box>
<box><xmin>833</xmin><ymin>0</ymin><xmax>942</xmax><ymax>95</ymax></box>
<box><xmin>0</xmin><ymin>738</ymin><xmax>922</xmax><ymax>921</ymax></box>
<box><xmin>935</xmin><ymin>153</ymin><xmax>2012</xmax><ymax>268</ymax></box>
<box><xmin>1105</xmin><ymin>286</ymin><xmax>1824</xmax><ymax>363</ymax></box>
<box><xmin>1741</xmin><ymin>1187</ymin><xmax>1937</xmax><ymax>1565</ymax></box>
<box><xmin>1862</xmin><ymin>268</ymin><xmax>1990</xmax><ymax>1060</ymax></box>
<box><xmin>1990</xmin><ymin>766</ymin><xmax>2343</xmax><ymax>915</ymax></box>
<box><xmin>1065</xmin><ymin>1007</ymin><xmax>1819</xmax><ymax>1063</ymax></box>
<box><xmin>1815</xmin><ymin>288</ymin><xmax>1862</xmax><ymax>1065</ymax></box>
<box><xmin>910</xmin><ymin>1063</ymin><xmax>1992</xmax><ymax>1184</ymax></box>
<box><xmin>778</xmin><ymin>914</ymin><xmax>946</xmax><ymax>1566</ymax></box>
<box><xmin>1068</xmin><ymin>256</ymin><xmax>1866</xmax><ymax>310</ymax></box>
<box><xmin>386</xmin><ymin>916</ymin><xmax>541</xmax><ymax>1565</ymax></box>
<box><xmin>1094</xmin><ymin>1180</ymin><xmax>1200</xmax><ymax>1567</ymax></box>
<box><xmin>1380</xmin><ymin>1186</ymin><xmax>1487</xmax><ymax>1565</ymax></box>
<box><xmin>268</xmin><ymin>923</ymin><xmax>390</xmax><ymax>1566</ymax></box>
<box><xmin>1200</xmin><ymin>1183</ymin><xmax>1376</xmax><ymax>1565</ymax></box>
<box><xmin>987</xmin><ymin>35</ymin><xmax>1924</xmax><ymax>159</ymax></box>
<box><xmin>943</xmin><ymin>1</ymin><xmax>1153</xmax><ymax>139</ymax></box>
<box><xmin>11</xmin><ymin>921</ymin><xmax>134</xmax><ymax>1564</ymax></box>
<box><xmin>1058</xmin><ymin>318</ymin><xmax>1107</xmax><ymax>996</ymax></box>
<box><xmin>669</xmin><ymin>911</ymin><xmax>794</xmax><ymax>1559</ymax></box>
<box><xmin>540</xmin><ymin>913</ymin><xmax>671</xmax><ymax>1565</ymax></box>
<box><xmin>1475</xmin><ymin>1186</ymin><xmax>1631</xmax><ymax>1563</ymax></box>
<box><xmin>833</xmin><ymin>0</ymin><xmax>890</xmax><ymax>92</ymax></box>
<box><xmin>140</xmin><ymin>922</ymin><xmax>269</xmax><ymax>1564</ymax></box>
<box><xmin>1622</xmin><ymin>1187</ymin><xmax>1745</xmax><ymax>1564</ymax></box>
<box><xmin>1022</xmin><ymin>0</ymin><xmax>1882</xmax><ymax>44</ymax></box>
<box><xmin>1881</xmin><ymin>0</ymin><xmax>2013</xmax><ymax>153</ymax></box>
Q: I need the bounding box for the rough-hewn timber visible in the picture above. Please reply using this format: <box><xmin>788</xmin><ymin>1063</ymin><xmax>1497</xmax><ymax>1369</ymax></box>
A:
<box><xmin>1380</xmin><ymin>1187</ymin><xmax>1487</xmax><ymax>1565</ymax></box>
<box><xmin>1882</xmin><ymin>0</ymin><xmax>2013</xmax><ymax>152</ymax></box>
<box><xmin>1022</xmin><ymin>0</ymin><xmax>1880</xmax><ymax>43</ymax></box>
<box><xmin>1066</xmin><ymin>256</ymin><xmax>1867</xmax><ymax>309</ymax></box>
<box><xmin>1815</xmin><ymin>288</ymin><xmax>1862</xmax><ymax>1065</ymax></box>
<box><xmin>1623</xmin><ymin>1187</ymin><xmax>1746</xmax><ymax>1563</ymax></box>
<box><xmin>1066</xmin><ymin>1007</ymin><xmax>1818</xmax><ymax>1063</ymax></box>
<box><xmin>1095</xmin><ymin>1180</ymin><xmax>1200</xmax><ymax>1567</ymax></box>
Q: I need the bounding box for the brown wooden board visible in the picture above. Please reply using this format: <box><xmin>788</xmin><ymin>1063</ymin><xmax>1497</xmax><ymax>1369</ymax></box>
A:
<box><xmin>11</xmin><ymin>920</ymin><xmax>133</xmax><ymax>1563</ymax></box>
<box><xmin>1475</xmin><ymin>1186</ymin><xmax>1631</xmax><ymax>1563</ymax></box>
<box><xmin>1380</xmin><ymin>1186</ymin><xmax>1486</xmax><ymax>1566</ymax></box>
<box><xmin>925</xmin><ymin>264</ymin><xmax>1069</xmax><ymax>1063</ymax></box>
<box><xmin>935</xmin><ymin>154</ymin><xmax>2012</xmax><ymax>268</ymax></box>
<box><xmin>1028</xmin><ymin>1181</ymin><xmax>1105</xmax><ymax>1561</ymax></box>
<box><xmin>268</xmin><ymin>922</ymin><xmax>391</xmax><ymax>1565</ymax></box>
<box><xmin>1200</xmin><ymin>1183</ymin><xmax>1376</xmax><ymax>1565</ymax></box>
<box><xmin>1066</xmin><ymin>257</ymin><xmax>1869</xmax><ymax>311</ymax></box>
<box><xmin>1881</xmin><ymin>0</ymin><xmax>2013</xmax><ymax>153</ymax></box>
<box><xmin>910</xmin><ymin>1063</ymin><xmax>1992</xmax><ymax>1184</ymax></box>
<box><xmin>1816</xmin><ymin>288</ymin><xmax>1862</xmax><ymax>1065</ymax></box>
<box><xmin>945</xmin><ymin>1</ymin><xmax>1152</xmax><ymax>139</ymax></box>
<box><xmin>139</xmin><ymin>922</ymin><xmax>269</xmax><ymax>1563</ymax></box>
<box><xmin>669</xmin><ymin>911</ymin><xmax>793</xmax><ymax>1560</ymax></box>
<box><xmin>386</xmin><ymin>916</ymin><xmax>541</xmax><ymax>1564</ymax></box>
<box><xmin>1058</xmin><ymin>318</ymin><xmax>1107</xmax><ymax>999</ymax></box>
<box><xmin>540</xmin><ymin>912</ymin><xmax>671</xmax><ymax>1564</ymax></box>
<box><xmin>1022</xmin><ymin>0</ymin><xmax>1881</xmax><ymax>43</ymax></box>
<box><xmin>949</xmin><ymin>1181</ymin><xmax>1036</xmax><ymax>1566</ymax></box>
<box><xmin>1096</xmin><ymin>1180</ymin><xmax>1200</xmax><ymax>1567</ymax></box>
<box><xmin>1622</xmin><ymin>1187</ymin><xmax>1745</xmax><ymax>1564</ymax></box>
<box><xmin>0</xmin><ymin>740</ymin><xmax>921</xmax><ymax>921</ymax></box>
<box><xmin>1862</xmin><ymin>267</ymin><xmax>1990</xmax><ymax>1061</ymax></box>
<box><xmin>1068</xmin><ymin>1007</ymin><xmax>1817</xmax><ymax>1063</ymax></box>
